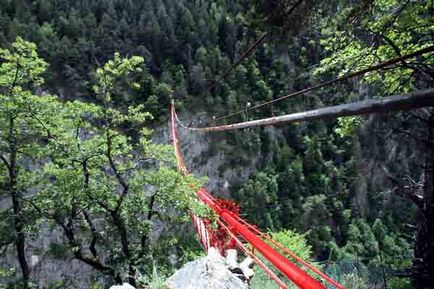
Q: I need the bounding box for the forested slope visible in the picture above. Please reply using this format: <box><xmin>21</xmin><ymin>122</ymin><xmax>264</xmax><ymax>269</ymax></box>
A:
<box><xmin>0</xmin><ymin>0</ymin><xmax>433</xmax><ymax>288</ymax></box>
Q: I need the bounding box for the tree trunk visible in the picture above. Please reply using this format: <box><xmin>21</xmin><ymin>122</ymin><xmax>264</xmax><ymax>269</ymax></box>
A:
<box><xmin>110</xmin><ymin>211</ymin><xmax>136</xmax><ymax>287</ymax></box>
<box><xmin>413</xmin><ymin>114</ymin><xmax>434</xmax><ymax>288</ymax></box>
<box><xmin>9</xmin><ymin>116</ymin><xmax>30</xmax><ymax>284</ymax></box>
<box><xmin>11</xmin><ymin>177</ymin><xmax>30</xmax><ymax>284</ymax></box>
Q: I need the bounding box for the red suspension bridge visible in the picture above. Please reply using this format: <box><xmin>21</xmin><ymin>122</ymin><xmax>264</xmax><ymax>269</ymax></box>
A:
<box><xmin>169</xmin><ymin>44</ymin><xmax>434</xmax><ymax>289</ymax></box>
<box><xmin>171</xmin><ymin>102</ymin><xmax>346</xmax><ymax>289</ymax></box>
<box><xmin>170</xmin><ymin>87</ymin><xmax>434</xmax><ymax>288</ymax></box>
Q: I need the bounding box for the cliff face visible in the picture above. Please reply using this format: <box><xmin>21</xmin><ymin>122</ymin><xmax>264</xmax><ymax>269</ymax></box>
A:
<box><xmin>152</xmin><ymin>115</ymin><xmax>281</xmax><ymax>195</ymax></box>
<box><xmin>0</xmin><ymin>226</ymin><xmax>98</xmax><ymax>288</ymax></box>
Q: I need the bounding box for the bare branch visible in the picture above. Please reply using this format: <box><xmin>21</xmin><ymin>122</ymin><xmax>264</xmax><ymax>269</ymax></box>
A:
<box><xmin>0</xmin><ymin>155</ymin><xmax>10</xmax><ymax>170</ymax></box>
<box><xmin>0</xmin><ymin>243</ymin><xmax>11</xmax><ymax>256</ymax></box>
<box><xmin>56</xmin><ymin>219</ymin><xmax>121</xmax><ymax>282</ymax></box>
<box><xmin>393</xmin><ymin>128</ymin><xmax>428</xmax><ymax>145</ymax></box>
<box><xmin>381</xmin><ymin>165</ymin><xmax>424</xmax><ymax>208</ymax></box>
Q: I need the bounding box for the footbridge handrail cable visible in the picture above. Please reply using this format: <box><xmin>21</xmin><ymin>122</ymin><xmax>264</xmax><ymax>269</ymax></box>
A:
<box><xmin>175</xmin><ymin>88</ymin><xmax>434</xmax><ymax>132</ymax></box>
<box><xmin>170</xmin><ymin>101</ymin><xmax>345</xmax><ymax>289</ymax></box>
<box><xmin>207</xmin><ymin>45</ymin><xmax>434</xmax><ymax>123</ymax></box>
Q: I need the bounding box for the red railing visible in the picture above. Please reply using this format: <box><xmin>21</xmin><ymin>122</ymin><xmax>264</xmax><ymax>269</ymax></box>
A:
<box><xmin>170</xmin><ymin>101</ymin><xmax>344</xmax><ymax>289</ymax></box>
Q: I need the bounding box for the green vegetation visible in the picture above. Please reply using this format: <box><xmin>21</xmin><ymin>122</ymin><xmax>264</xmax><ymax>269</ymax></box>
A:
<box><xmin>0</xmin><ymin>37</ymin><xmax>203</xmax><ymax>287</ymax></box>
<box><xmin>0</xmin><ymin>0</ymin><xmax>432</xmax><ymax>288</ymax></box>
<box><xmin>250</xmin><ymin>229</ymin><xmax>313</xmax><ymax>289</ymax></box>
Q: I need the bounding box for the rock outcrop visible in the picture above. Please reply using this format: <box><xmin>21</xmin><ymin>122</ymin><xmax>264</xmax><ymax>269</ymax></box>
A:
<box><xmin>167</xmin><ymin>248</ymin><xmax>252</xmax><ymax>289</ymax></box>
<box><xmin>110</xmin><ymin>283</ymin><xmax>135</xmax><ymax>289</ymax></box>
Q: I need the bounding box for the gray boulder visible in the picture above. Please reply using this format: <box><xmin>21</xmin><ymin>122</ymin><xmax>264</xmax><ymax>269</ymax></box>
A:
<box><xmin>109</xmin><ymin>283</ymin><xmax>135</xmax><ymax>289</ymax></box>
<box><xmin>167</xmin><ymin>248</ymin><xmax>249</xmax><ymax>289</ymax></box>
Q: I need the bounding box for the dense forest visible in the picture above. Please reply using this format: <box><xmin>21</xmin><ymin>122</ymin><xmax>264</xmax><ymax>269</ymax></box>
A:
<box><xmin>0</xmin><ymin>0</ymin><xmax>433</xmax><ymax>288</ymax></box>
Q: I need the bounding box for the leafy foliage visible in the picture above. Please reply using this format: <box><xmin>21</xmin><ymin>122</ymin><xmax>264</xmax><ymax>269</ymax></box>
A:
<box><xmin>0</xmin><ymin>37</ymin><xmax>204</xmax><ymax>286</ymax></box>
<box><xmin>250</xmin><ymin>229</ymin><xmax>313</xmax><ymax>289</ymax></box>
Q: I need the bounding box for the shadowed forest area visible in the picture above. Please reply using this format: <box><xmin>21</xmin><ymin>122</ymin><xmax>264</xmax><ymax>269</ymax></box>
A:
<box><xmin>0</xmin><ymin>0</ymin><xmax>433</xmax><ymax>288</ymax></box>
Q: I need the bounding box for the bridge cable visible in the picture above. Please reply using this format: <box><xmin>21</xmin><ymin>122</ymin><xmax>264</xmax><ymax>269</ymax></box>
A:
<box><xmin>175</xmin><ymin>88</ymin><xmax>434</xmax><ymax>132</ymax></box>
<box><xmin>171</xmin><ymin>101</ymin><xmax>336</xmax><ymax>289</ymax></box>
<box><xmin>207</xmin><ymin>45</ymin><xmax>434</xmax><ymax>123</ymax></box>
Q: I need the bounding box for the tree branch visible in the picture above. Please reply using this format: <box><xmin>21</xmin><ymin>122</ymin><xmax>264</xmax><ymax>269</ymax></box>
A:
<box><xmin>0</xmin><ymin>155</ymin><xmax>10</xmax><ymax>170</ymax></box>
<box><xmin>0</xmin><ymin>242</ymin><xmax>11</xmax><ymax>256</ymax></box>
<box><xmin>382</xmin><ymin>166</ymin><xmax>424</xmax><ymax>209</ymax></box>
<box><xmin>393</xmin><ymin>128</ymin><xmax>428</xmax><ymax>145</ymax></box>
<box><xmin>56</xmin><ymin>218</ymin><xmax>121</xmax><ymax>282</ymax></box>
<box><xmin>371</xmin><ymin>30</ymin><xmax>434</xmax><ymax>81</ymax></box>
<box><xmin>140</xmin><ymin>192</ymin><xmax>158</xmax><ymax>255</ymax></box>
<box><xmin>0</xmin><ymin>240</ymin><xmax>13</xmax><ymax>249</ymax></box>
<box><xmin>105</xmin><ymin>131</ymin><xmax>129</xmax><ymax>212</ymax></box>
<box><xmin>82</xmin><ymin>210</ymin><xmax>98</xmax><ymax>258</ymax></box>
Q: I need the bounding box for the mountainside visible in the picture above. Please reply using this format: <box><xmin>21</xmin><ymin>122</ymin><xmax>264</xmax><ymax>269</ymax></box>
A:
<box><xmin>0</xmin><ymin>0</ymin><xmax>433</xmax><ymax>288</ymax></box>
